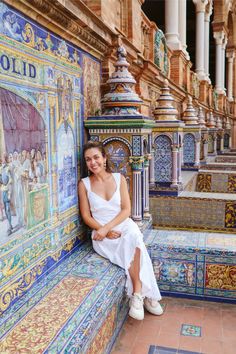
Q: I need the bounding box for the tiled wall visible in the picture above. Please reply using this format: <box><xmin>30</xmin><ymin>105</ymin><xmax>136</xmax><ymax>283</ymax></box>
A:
<box><xmin>150</xmin><ymin>196</ymin><xmax>236</xmax><ymax>231</ymax></box>
<box><xmin>0</xmin><ymin>2</ymin><xmax>100</xmax><ymax>313</ymax></box>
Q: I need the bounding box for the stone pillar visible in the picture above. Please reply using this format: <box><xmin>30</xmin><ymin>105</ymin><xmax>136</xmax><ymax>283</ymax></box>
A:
<box><xmin>171</xmin><ymin>145</ymin><xmax>178</xmax><ymax>186</ymax></box>
<box><xmin>130</xmin><ymin>157</ymin><xmax>143</xmax><ymax>222</ymax></box>
<box><xmin>165</xmin><ymin>0</ymin><xmax>181</xmax><ymax>50</ymax></box>
<box><xmin>226</xmin><ymin>50</ymin><xmax>235</xmax><ymax>101</ymax></box>
<box><xmin>204</xmin><ymin>2</ymin><xmax>212</xmax><ymax>81</ymax></box>
<box><xmin>222</xmin><ymin>37</ymin><xmax>227</xmax><ymax>92</ymax></box>
<box><xmin>143</xmin><ymin>155</ymin><xmax>151</xmax><ymax>219</ymax></box>
<box><xmin>213</xmin><ymin>31</ymin><xmax>225</xmax><ymax>93</ymax></box>
<box><xmin>149</xmin><ymin>149</ymin><xmax>155</xmax><ymax>187</ymax></box>
<box><xmin>193</xmin><ymin>0</ymin><xmax>208</xmax><ymax>80</ymax></box>
<box><xmin>179</xmin><ymin>0</ymin><xmax>188</xmax><ymax>57</ymax></box>
<box><xmin>194</xmin><ymin>138</ymin><xmax>201</xmax><ymax>166</ymax></box>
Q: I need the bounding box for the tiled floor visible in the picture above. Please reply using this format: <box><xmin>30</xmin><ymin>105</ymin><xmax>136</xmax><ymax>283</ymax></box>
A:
<box><xmin>111</xmin><ymin>296</ymin><xmax>236</xmax><ymax>354</ymax></box>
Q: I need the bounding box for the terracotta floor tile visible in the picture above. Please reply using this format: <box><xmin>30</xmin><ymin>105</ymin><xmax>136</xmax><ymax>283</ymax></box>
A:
<box><xmin>159</xmin><ymin>318</ymin><xmax>183</xmax><ymax>335</ymax></box>
<box><xmin>156</xmin><ymin>331</ymin><xmax>180</xmax><ymax>348</ymax></box>
<box><xmin>201</xmin><ymin>322</ymin><xmax>223</xmax><ymax>340</ymax></box>
<box><xmin>201</xmin><ymin>338</ymin><xmax>223</xmax><ymax>354</ymax></box>
<box><xmin>179</xmin><ymin>336</ymin><xmax>202</xmax><ymax>352</ymax></box>
<box><xmin>222</xmin><ymin>327</ymin><xmax>236</xmax><ymax>339</ymax></box>
<box><xmin>166</xmin><ymin>303</ymin><xmax>185</xmax><ymax>313</ymax></box>
<box><xmin>222</xmin><ymin>340</ymin><xmax>236</xmax><ymax>354</ymax></box>
<box><xmin>111</xmin><ymin>297</ymin><xmax>236</xmax><ymax>354</ymax></box>
<box><xmin>131</xmin><ymin>340</ymin><xmax>150</xmax><ymax>354</ymax></box>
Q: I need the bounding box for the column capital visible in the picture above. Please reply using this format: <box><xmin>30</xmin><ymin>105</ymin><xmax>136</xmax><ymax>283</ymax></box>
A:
<box><xmin>129</xmin><ymin>156</ymin><xmax>144</xmax><ymax>170</ymax></box>
<box><xmin>205</xmin><ymin>0</ymin><xmax>213</xmax><ymax>20</ymax></box>
<box><xmin>213</xmin><ymin>31</ymin><xmax>225</xmax><ymax>45</ymax></box>
<box><xmin>193</xmin><ymin>0</ymin><xmax>208</xmax><ymax>13</ymax></box>
<box><xmin>226</xmin><ymin>49</ymin><xmax>235</xmax><ymax>59</ymax></box>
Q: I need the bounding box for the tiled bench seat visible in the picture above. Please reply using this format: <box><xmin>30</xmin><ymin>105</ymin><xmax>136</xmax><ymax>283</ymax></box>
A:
<box><xmin>145</xmin><ymin>229</ymin><xmax>236</xmax><ymax>303</ymax></box>
<box><xmin>0</xmin><ymin>242</ymin><xmax>128</xmax><ymax>354</ymax></box>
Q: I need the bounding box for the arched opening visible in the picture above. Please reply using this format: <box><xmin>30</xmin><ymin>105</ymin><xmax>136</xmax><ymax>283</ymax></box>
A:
<box><xmin>104</xmin><ymin>139</ymin><xmax>132</xmax><ymax>195</ymax></box>
<box><xmin>154</xmin><ymin>134</ymin><xmax>172</xmax><ymax>184</ymax></box>
<box><xmin>217</xmin><ymin>134</ymin><xmax>221</xmax><ymax>152</ymax></box>
<box><xmin>224</xmin><ymin>133</ymin><xmax>230</xmax><ymax>149</ymax></box>
<box><xmin>183</xmin><ymin>133</ymin><xmax>195</xmax><ymax>165</ymax></box>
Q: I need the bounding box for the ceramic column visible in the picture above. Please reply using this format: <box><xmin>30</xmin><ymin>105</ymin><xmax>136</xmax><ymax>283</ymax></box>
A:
<box><xmin>203</xmin><ymin>137</ymin><xmax>208</xmax><ymax>160</ymax></box>
<box><xmin>220</xmin><ymin>135</ymin><xmax>224</xmax><ymax>152</ymax></box>
<box><xmin>130</xmin><ymin>157</ymin><xmax>143</xmax><ymax>222</ymax></box>
<box><xmin>204</xmin><ymin>2</ymin><xmax>212</xmax><ymax>81</ymax></box>
<box><xmin>165</xmin><ymin>0</ymin><xmax>181</xmax><ymax>50</ymax></box>
<box><xmin>178</xmin><ymin>145</ymin><xmax>183</xmax><ymax>183</ymax></box>
<box><xmin>193</xmin><ymin>0</ymin><xmax>208</xmax><ymax>80</ymax></box>
<box><xmin>171</xmin><ymin>145</ymin><xmax>178</xmax><ymax>186</ymax></box>
<box><xmin>143</xmin><ymin>155</ymin><xmax>151</xmax><ymax>219</ymax></box>
<box><xmin>213</xmin><ymin>135</ymin><xmax>217</xmax><ymax>155</ymax></box>
<box><xmin>226</xmin><ymin>50</ymin><xmax>235</xmax><ymax>101</ymax></box>
<box><xmin>194</xmin><ymin>138</ymin><xmax>201</xmax><ymax>166</ymax></box>
<box><xmin>213</xmin><ymin>31</ymin><xmax>225</xmax><ymax>93</ymax></box>
<box><xmin>149</xmin><ymin>149</ymin><xmax>155</xmax><ymax>187</ymax></box>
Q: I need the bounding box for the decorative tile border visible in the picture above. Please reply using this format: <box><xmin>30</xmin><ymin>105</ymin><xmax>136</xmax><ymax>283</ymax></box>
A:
<box><xmin>181</xmin><ymin>324</ymin><xmax>201</xmax><ymax>337</ymax></box>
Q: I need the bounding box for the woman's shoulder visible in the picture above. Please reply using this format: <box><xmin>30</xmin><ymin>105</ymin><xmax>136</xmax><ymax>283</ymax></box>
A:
<box><xmin>79</xmin><ymin>177</ymin><xmax>90</xmax><ymax>190</ymax></box>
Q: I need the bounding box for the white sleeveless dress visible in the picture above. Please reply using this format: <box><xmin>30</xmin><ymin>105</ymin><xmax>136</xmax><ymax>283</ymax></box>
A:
<box><xmin>82</xmin><ymin>173</ymin><xmax>161</xmax><ymax>300</ymax></box>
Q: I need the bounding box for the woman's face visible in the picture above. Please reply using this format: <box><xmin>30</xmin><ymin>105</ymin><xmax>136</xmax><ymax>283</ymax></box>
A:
<box><xmin>84</xmin><ymin>148</ymin><xmax>106</xmax><ymax>175</ymax></box>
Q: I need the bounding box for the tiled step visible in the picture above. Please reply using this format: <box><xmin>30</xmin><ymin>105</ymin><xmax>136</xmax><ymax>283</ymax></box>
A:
<box><xmin>0</xmin><ymin>242</ymin><xmax>128</xmax><ymax>354</ymax></box>
<box><xmin>144</xmin><ymin>229</ymin><xmax>236</xmax><ymax>302</ymax></box>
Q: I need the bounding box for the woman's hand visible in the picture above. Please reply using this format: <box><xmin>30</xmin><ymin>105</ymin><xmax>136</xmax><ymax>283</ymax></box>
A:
<box><xmin>106</xmin><ymin>230</ymin><xmax>121</xmax><ymax>239</ymax></box>
<box><xmin>93</xmin><ymin>226</ymin><xmax>109</xmax><ymax>241</ymax></box>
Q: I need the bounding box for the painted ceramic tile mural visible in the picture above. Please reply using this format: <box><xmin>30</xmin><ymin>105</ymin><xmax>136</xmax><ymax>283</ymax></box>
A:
<box><xmin>0</xmin><ymin>0</ymin><xmax>100</xmax><ymax>311</ymax></box>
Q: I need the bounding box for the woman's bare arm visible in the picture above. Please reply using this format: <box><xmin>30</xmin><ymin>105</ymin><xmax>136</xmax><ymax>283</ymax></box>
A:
<box><xmin>78</xmin><ymin>180</ymin><xmax>102</xmax><ymax>230</ymax></box>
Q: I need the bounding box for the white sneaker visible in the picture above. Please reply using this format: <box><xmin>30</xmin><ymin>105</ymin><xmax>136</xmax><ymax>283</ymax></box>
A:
<box><xmin>129</xmin><ymin>293</ymin><xmax>144</xmax><ymax>320</ymax></box>
<box><xmin>144</xmin><ymin>298</ymin><xmax>163</xmax><ymax>316</ymax></box>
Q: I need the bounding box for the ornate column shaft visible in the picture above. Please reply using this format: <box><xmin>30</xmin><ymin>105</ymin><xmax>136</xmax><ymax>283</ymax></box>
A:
<box><xmin>165</xmin><ymin>0</ymin><xmax>181</xmax><ymax>50</ymax></box>
<box><xmin>193</xmin><ymin>0</ymin><xmax>208</xmax><ymax>80</ymax></box>
<box><xmin>213</xmin><ymin>31</ymin><xmax>225</xmax><ymax>93</ymax></box>
<box><xmin>178</xmin><ymin>145</ymin><xmax>182</xmax><ymax>183</ymax></box>
<box><xmin>226</xmin><ymin>50</ymin><xmax>235</xmax><ymax>101</ymax></box>
<box><xmin>130</xmin><ymin>157</ymin><xmax>143</xmax><ymax>222</ymax></box>
<box><xmin>171</xmin><ymin>146</ymin><xmax>178</xmax><ymax>186</ymax></box>
<box><xmin>213</xmin><ymin>136</ymin><xmax>217</xmax><ymax>155</ymax></box>
<box><xmin>203</xmin><ymin>138</ymin><xmax>208</xmax><ymax>160</ymax></box>
<box><xmin>194</xmin><ymin>138</ymin><xmax>201</xmax><ymax>166</ymax></box>
<box><xmin>220</xmin><ymin>135</ymin><xmax>224</xmax><ymax>151</ymax></box>
<box><xmin>149</xmin><ymin>149</ymin><xmax>155</xmax><ymax>187</ymax></box>
<box><xmin>143</xmin><ymin>155</ymin><xmax>151</xmax><ymax>219</ymax></box>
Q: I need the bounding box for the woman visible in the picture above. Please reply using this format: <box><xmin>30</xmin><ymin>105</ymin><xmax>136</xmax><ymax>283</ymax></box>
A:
<box><xmin>78</xmin><ymin>141</ymin><xmax>163</xmax><ymax>320</ymax></box>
